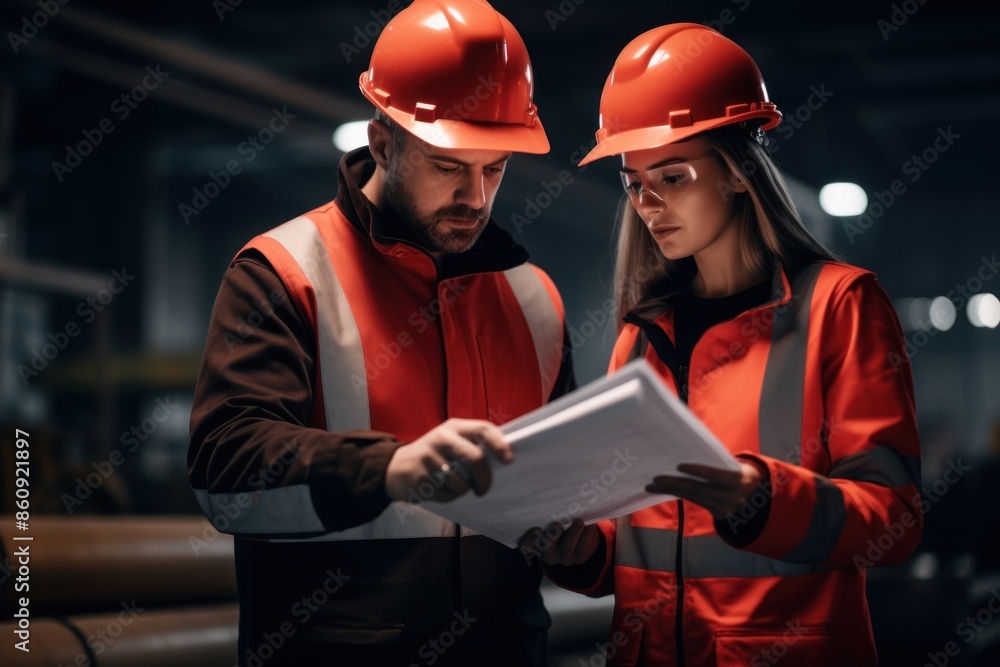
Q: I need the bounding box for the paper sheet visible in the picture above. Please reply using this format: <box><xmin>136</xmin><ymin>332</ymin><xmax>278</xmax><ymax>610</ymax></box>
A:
<box><xmin>422</xmin><ymin>359</ymin><xmax>740</xmax><ymax>548</ymax></box>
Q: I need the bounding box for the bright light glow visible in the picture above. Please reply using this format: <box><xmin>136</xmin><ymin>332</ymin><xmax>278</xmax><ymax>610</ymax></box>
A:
<box><xmin>910</xmin><ymin>552</ymin><xmax>938</xmax><ymax>581</ymax></box>
<box><xmin>907</xmin><ymin>297</ymin><xmax>931</xmax><ymax>331</ymax></box>
<box><xmin>928</xmin><ymin>296</ymin><xmax>956</xmax><ymax>331</ymax></box>
<box><xmin>968</xmin><ymin>293</ymin><xmax>1000</xmax><ymax>329</ymax></box>
<box><xmin>894</xmin><ymin>298</ymin><xmax>919</xmax><ymax>331</ymax></box>
<box><xmin>980</xmin><ymin>294</ymin><xmax>1000</xmax><ymax>328</ymax></box>
<box><xmin>818</xmin><ymin>182</ymin><xmax>868</xmax><ymax>217</ymax></box>
<box><xmin>332</xmin><ymin>121</ymin><xmax>369</xmax><ymax>153</ymax></box>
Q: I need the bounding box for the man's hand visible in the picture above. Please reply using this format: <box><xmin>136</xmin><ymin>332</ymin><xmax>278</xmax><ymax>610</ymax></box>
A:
<box><xmin>645</xmin><ymin>461</ymin><xmax>764</xmax><ymax>519</ymax></box>
<box><xmin>518</xmin><ymin>520</ymin><xmax>602</xmax><ymax>566</ymax></box>
<box><xmin>385</xmin><ymin>418</ymin><xmax>512</xmax><ymax>503</ymax></box>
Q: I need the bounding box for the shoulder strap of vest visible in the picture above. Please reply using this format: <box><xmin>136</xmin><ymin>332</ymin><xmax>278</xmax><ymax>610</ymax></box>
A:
<box><xmin>245</xmin><ymin>213</ymin><xmax>371</xmax><ymax>433</ymax></box>
<box><xmin>502</xmin><ymin>263</ymin><xmax>566</xmax><ymax>401</ymax></box>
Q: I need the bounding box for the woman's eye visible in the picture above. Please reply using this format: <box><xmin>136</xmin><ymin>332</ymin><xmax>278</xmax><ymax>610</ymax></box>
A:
<box><xmin>660</xmin><ymin>171</ymin><xmax>688</xmax><ymax>186</ymax></box>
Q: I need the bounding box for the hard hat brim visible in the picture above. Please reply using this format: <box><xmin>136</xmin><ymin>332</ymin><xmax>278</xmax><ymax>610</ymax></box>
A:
<box><xmin>391</xmin><ymin>111</ymin><xmax>551</xmax><ymax>155</ymax></box>
<box><xmin>362</xmin><ymin>75</ymin><xmax>550</xmax><ymax>155</ymax></box>
<box><xmin>578</xmin><ymin>110</ymin><xmax>781</xmax><ymax>166</ymax></box>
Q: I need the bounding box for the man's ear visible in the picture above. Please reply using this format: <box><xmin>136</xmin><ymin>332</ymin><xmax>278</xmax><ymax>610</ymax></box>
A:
<box><xmin>368</xmin><ymin>119</ymin><xmax>392</xmax><ymax>170</ymax></box>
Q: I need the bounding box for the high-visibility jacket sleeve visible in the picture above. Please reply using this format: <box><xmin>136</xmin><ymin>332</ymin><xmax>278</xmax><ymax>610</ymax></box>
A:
<box><xmin>187</xmin><ymin>253</ymin><xmax>404</xmax><ymax>537</ymax></box>
<box><xmin>541</xmin><ymin>519</ymin><xmax>617</xmax><ymax>597</ymax></box>
<box><xmin>721</xmin><ymin>272</ymin><xmax>923</xmax><ymax>569</ymax></box>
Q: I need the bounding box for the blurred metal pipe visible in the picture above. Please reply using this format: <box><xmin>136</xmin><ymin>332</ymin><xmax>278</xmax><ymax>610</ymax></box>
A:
<box><xmin>0</xmin><ymin>516</ymin><xmax>236</xmax><ymax>614</ymax></box>
<box><xmin>11</xmin><ymin>0</ymin><xmax>367</xmax><ymax>123</ymax></box>
<box><xmin>0</xmin><ymin>605</ymin><xmax>238</xmax><ymax>667</ymax></box>
<box><xmin>542</xmin><ymin>580</ymin><xmax>613</xmax><ymax>652</ymax></box>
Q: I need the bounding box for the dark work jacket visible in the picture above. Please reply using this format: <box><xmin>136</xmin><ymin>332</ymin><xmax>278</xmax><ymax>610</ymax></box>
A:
<box><xmin>188</xmin><ymin>149</ymin><xmax>576</xmax><ymax>666</ymax></box>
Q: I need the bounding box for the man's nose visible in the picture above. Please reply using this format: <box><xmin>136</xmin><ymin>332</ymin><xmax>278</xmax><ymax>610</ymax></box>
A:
<box><xmin>456</xmin><ymin>171</ymin><xmax>487</xmax><ymax>209</ymax></box>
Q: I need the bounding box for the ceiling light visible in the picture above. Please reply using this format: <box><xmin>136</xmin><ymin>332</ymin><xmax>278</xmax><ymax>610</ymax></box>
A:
<box><xmin>332</xmin><ymin>120</ymin><xmax>370</xmax><ymax>153</ymax></box>
<box><xmin>968</xmin><ymin>293</ymin><xmax>1000</xmax><ymax>329</ymax></box>
<box><xmin>818</xmin><ymin>182</ymin><xmax>868</xmax><ymax>217</ymax></box>
<box><xmin>928</xmin><ymin>296</ymin><xmax>956</xmax><ymax>332</ymax></box>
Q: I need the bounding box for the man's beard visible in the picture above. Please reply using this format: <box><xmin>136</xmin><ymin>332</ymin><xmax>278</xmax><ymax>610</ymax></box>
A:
<box><xmin>383</xmin><ymin>164</ymin><xmax>488</xmax><ymax>255</ymax></box>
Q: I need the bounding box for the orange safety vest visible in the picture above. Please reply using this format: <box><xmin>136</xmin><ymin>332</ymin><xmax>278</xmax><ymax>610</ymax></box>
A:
<box><xmin>194</xmin><ymin>200</ymin><xmax>566</xmax><ymax>539</ymax></box>
<box><xmin>549</xmin><ymin>261</ymin><xmax>922</xmax><ymax>667</ymax></box>
<box><xmin>191</xmin><ymin>197</ymin><xmax>567</xmax><ymax>664</ymax></box>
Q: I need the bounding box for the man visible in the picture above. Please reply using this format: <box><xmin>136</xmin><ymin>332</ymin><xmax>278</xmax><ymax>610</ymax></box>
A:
<box><xmin>187</xmin><ymin>1</ymin><xmax>574</xmax><ymax>665</ymax></box>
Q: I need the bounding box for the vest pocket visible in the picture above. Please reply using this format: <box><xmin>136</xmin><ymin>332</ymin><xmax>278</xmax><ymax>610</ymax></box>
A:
<box><xmin>714</xmin><ymin>625</ymin><xmax>876</xmax><ymax>666</ymax></box>
<box><xmin>282</xmin><ymin>620</ymin><xmax>406</xmax><ymax>665</ymax></box>
<box><xmin>295</xmin><ymin>619</ymin><xmax>405</xmax><ymax>645</ymax></box>
<box><xmin>476</xmin><ymin>334</ymin><xmax>518</xmax><ymax>424</ymax></box>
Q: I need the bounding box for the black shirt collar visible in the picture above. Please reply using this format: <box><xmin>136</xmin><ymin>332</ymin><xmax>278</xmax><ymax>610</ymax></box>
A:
<box><xmin>627</xmin><ymin>260</ymin><xmax>794</xmax><ymax>324</ymax></box>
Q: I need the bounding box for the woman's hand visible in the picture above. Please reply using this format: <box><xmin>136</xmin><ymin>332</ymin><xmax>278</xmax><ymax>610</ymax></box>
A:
<box><xmin>518</xmin><ymin>520</ymin><xmax>603</xmax><ymax>566</ymax></box>
<box><xmin>646</xmin><ymin>460</ymin><xmax>765</xmax><ymax>519</ymax></box>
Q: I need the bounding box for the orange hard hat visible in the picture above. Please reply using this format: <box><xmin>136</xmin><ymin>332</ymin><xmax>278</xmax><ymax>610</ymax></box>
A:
<box><xmin>359</xmin><ymin>0</ymin><xmax>549</xmax><ymax>154</ymax></box>
<box><xmin>579</xmin><ymin>23</ymin><xmax>782</xmax><ymax>166</ymax></box>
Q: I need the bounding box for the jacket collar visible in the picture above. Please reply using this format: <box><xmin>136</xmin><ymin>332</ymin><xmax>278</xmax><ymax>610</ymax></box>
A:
<box><xmin>333</xmin><ymin>147</ymin><xmax>529</xmax><ymax>279</ymax></box>
<box><xmin>626</xmin><ymin>260</ymin><xmax>801</xmax><ymax>324</ymax></box>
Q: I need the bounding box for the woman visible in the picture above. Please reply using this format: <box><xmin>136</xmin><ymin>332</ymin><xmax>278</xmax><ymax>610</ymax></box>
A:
<box><xmin>521</xmin><ymin>23</ymin><xmax>922</xmax><ymax>666</ymax></box>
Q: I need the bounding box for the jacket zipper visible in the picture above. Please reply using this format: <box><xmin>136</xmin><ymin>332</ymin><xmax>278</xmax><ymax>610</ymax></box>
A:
<box><xmin>675</xmin><ymin>366</ymin><xmax>688</xmax><ymax>667</ymax></box>
<box><xmin>626</xmin><ymin>284</ymin><xmax>785</xmax><ymax>667</ymax></box>
<box><xmin>622</xmin><ymin>312</ymin><xmax>690</xmax><ymax>665</ymax></box>
<box><xmin>675</xmin><ymin>498</ymin><xmax>686</xmax><ymax>667</ymax></box>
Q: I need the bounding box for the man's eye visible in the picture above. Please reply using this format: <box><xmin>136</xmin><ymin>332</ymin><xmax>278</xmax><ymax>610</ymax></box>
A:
<box><xmin>434</xmin><ymin>165</ymin><xmax>459</xmax><ymax>175</ymax></box>
<box><xmin>485</xmin><ymin>166</ymin><xmax>504</xmax><ymax>176</ymax></box>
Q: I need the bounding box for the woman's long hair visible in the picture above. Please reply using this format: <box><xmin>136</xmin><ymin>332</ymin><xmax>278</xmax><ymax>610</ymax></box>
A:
<box><xmin>610</xmin><ymin>125</ymin><xmax>836</xmax><ymax>329</ymax></box>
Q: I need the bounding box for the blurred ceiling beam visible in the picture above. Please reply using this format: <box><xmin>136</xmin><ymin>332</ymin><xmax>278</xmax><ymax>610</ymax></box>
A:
<box><xmin>0</xmin><ymin>256</ymin><xmax>109</xmax><ymax>296</ymax></box>
<box><xmin>9</xmin><ymin>0</ymin><xmax>368</xmax><ymax>123</ymax></box>
<box><xmin>857</xmin><ymin>93</ymin><xmax>1000</xmax><ymax>127</ymax></box>
<box><xmin>26</xmin><ymin>39</ymin><xmax>335</xmax><ymax>157</ymax></box>
<box><xmin>780</xmin><ymin>19</ymin><xmax>1000</xmax><ymax>56</ymax></box>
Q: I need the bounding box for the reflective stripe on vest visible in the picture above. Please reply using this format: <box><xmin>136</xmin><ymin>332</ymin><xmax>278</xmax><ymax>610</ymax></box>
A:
<box><xmin>193</xmin><ymin>216</ymin><xmax>365</xmax><ymax>537</ymax></box>
<box><xmin>828</xmin><ymin>445</ymin><xmax>921</xmax><ymax>489</ymax></box>
<box><xmin>192</xmin><ymin>486</ymin><xmax>326</xmax><ymax>535</ymax></box>
<box><xmin>754</xmin><ymin>263</ymin><xmax>845</xmax><ymax>564</ymax></box>
<box><xmin>758</xmin><ymin>262</ymin><xmax>823</xmax><ymax>464</ymax></box>
<box><xmin>265</xmin><ymin>217</ymin><xmax>369</xmax><ymax>433</ymax></box>
<box><xmin>615</xmin><ymin>525</ymin><xmax>828</xmax><ymax>578</ymax></box>
<box><xmin>195</xmin><ymin>214</ymin><xmax>564</xmax><ymax>541</ymax></box>
<box><xmin>754</xmin><ymin>262</ymin><xmax>920</xmax><ymax>564</ymax></box>
<box><xmin>503</xmin><ymin>264</ymin><xmax>564</xmax><ymax>400</ymax></box>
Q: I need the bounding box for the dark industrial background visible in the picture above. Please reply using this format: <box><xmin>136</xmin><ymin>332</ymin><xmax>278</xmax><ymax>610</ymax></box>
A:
<box><xmin>1</xmin><ymin>0</ymin><xmax>999</xmax><ymax>665</ymax></box>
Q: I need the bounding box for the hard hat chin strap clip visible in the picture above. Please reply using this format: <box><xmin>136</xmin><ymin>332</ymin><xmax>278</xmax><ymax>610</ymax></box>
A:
<box><xmin>741</xmin><ymin>123</ymin><xmax>771</xmax><ymax>157</ymax></box>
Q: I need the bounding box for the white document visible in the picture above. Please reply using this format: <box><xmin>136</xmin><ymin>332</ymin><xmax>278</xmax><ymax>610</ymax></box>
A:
<box><xmin>422</xmin><ymin>359</ymin><xmax>740</xmax><ymax>548</ymax></box>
